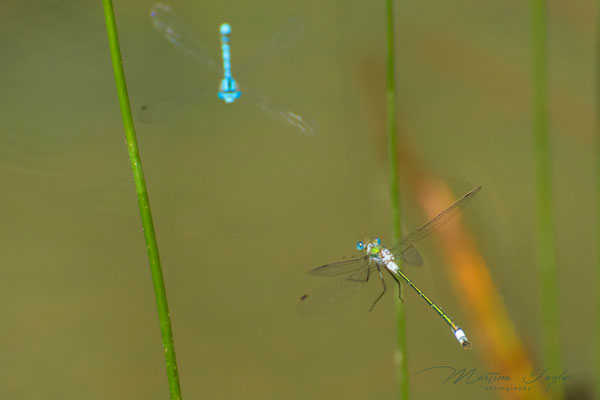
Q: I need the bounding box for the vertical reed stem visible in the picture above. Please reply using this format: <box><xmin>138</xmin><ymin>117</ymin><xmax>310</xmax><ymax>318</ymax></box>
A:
<box><xmin>531</xmin><ymin>0</ymin><xmax>563</xmax><ymax>389</ymax></box>
<box><xmin>102</xmin><ymin>1</ymin><xmax>183</xmax><ymax>399</ymax></box>
<box><xmin>596</xmin><ymin>0</ymin><xmax>600</xmax><ymax>397</ymax></box>
<box><xmin>385</xmin><ymin>0</ymin><xmax>409</xmax><ymax>398</ymax></box>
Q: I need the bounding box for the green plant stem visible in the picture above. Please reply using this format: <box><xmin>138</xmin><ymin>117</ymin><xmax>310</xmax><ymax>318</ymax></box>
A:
<box><xmin>102</xmin><ymin>1</ymin><xmax>183</xmax><ymax>399</ymax></box>
<box><xmin>385</xmin><ymin>0</ymin><xmax>408</xmax><ymax>398</ymax></box>
<box><xmin>531</xmin><ymin>0</ymin><xmax>563</xmax><ymax>386</ymax></box>
<box><xmin>596</xmin><ymin>1</ymin><xmax>600</xmax><ymax>397</ymax></box>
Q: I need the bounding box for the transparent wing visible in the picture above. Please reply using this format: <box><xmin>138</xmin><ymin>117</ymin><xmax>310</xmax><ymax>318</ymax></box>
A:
<box><xmin>138</xmin><ymin>82</ymin><xmax>318</xmax><ymax>133</ymax></box>
<box><xmin>138</xmin><ymin>84</ymin><xmax>211</xmax><ymax>123</ymax></box>
<box><xmin>240</xmin><ymin>17</ymin><xmax>314</xmax><ymax>135</ymax></box>
<box><xmin>149</xmin><ymin>6</ymin><xmax>307</xmax><ymax>75</ymax></box>
<box><xmin>400</xmin><ymin>244</ymin><xmax>423</xmax><ymax>266</ymax></box>
<box><xmin>390</xmin><ymin>186</ymin><xmax>482</xmax><ymax>258</ymax></box>
<box><xmin>238</xmin><ymin>16</ymin><xmax>308</xmax><ymax>75</ymax></box>
<box><xmin>308</xmin><ymin>256</ymin><xmax>370</xmax><ymax>277</ymax></box>
<box><xmin>248</xmin><ymin>91</ymin><xmax>317</xmax><ymax>135</ymax></box>
<box><xmin>150</xmin><ymin>3</ymin><xmax>218</xmax><ymax>71</ymax></box>
<box><xmin>297</xmin><ymin>275</ymin><xmax>367</xmax><ymax>317</ymax></box>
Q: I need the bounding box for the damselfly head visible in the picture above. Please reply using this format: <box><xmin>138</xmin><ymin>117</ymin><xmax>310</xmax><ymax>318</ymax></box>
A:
<box><xmin>220</xmin><ymin>23</ymin><xmax>231</xmax><ymax>35</ymax></box>
<box><xmin>358</xmin><ymin>238</ymin><xmax>382</xmax><ymax>253</ymax></box>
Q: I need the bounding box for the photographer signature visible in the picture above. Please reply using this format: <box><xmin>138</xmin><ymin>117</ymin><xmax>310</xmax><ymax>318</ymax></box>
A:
<box><xmin>411</xmin><ymin>365</ymin><xmax>572</xmax><ymax>390</ymax></box>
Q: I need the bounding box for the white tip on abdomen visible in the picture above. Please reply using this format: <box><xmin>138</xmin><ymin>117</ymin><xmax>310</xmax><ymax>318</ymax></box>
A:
<box><xmin>454</xmin><ymin>329</ymin><xmax>471</xmax><ymax>349</ymax></box>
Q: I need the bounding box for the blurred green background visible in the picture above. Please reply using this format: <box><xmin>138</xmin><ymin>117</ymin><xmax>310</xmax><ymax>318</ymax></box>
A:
<box><xmin>0</xmin><ymin>0</ymin><xmax>595</xmax><ymax>398</ymax></box>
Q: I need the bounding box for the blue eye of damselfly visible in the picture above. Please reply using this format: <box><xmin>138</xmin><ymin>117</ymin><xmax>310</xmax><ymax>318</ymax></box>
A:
<box><xmin>220</xmin><ymin>23</ymin><xmax>231</xmax><ymax>35</ymax></box>
<box><xmin>356</xmin><ymin>241</ymin><xmax>364</xmax><ymax>250</ymax></box>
